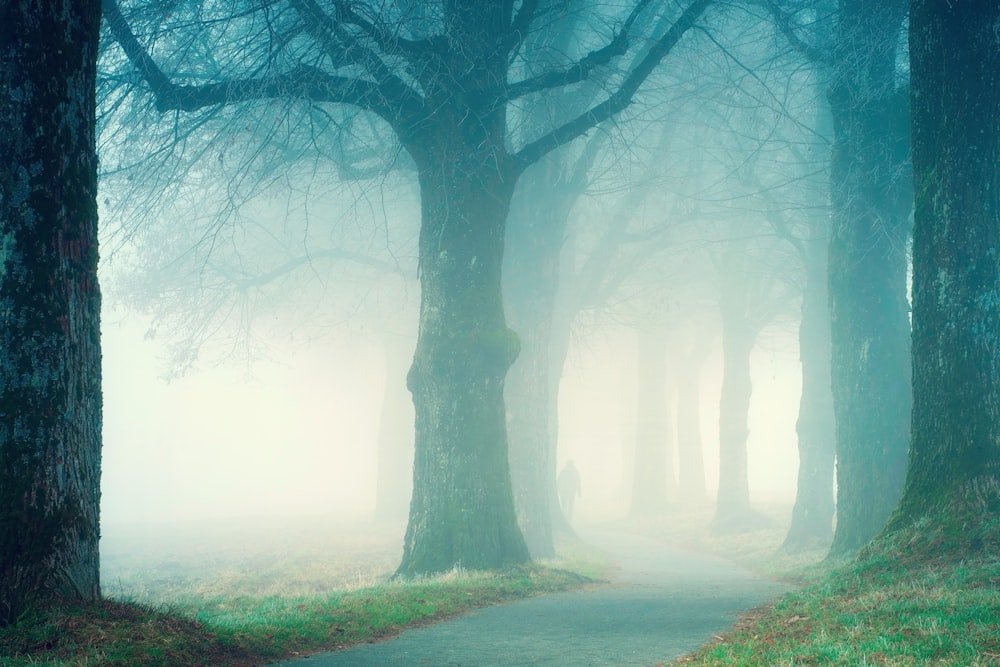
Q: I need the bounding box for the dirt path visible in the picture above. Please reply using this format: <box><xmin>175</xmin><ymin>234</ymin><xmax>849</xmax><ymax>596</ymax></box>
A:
<box><xmin>267</xmin><ymin>528</ymin><xmax>790</xmax><ymax>666</ymax></box>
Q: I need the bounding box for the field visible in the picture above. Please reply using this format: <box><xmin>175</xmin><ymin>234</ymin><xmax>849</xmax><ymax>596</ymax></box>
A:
<box><xmin>100</xmin><ymin>515</ymin><xmax>407</xmax><ymax>604</ymax></box>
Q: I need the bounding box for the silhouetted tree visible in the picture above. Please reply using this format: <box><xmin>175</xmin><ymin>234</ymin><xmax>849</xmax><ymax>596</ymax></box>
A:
<box><xmin>0</xmin><ymin>0</ymin><xmax>103</xmax><ymax>624</ymax></box>
<box><xmin>882</xmin><ymin>0</ymin><xmax>1000</xmax><ymax>556</ymax></box>
<box><xmin>103</xmin><ymin>0</ymin><xmax>713</xmax><ymax>575</ymax></box>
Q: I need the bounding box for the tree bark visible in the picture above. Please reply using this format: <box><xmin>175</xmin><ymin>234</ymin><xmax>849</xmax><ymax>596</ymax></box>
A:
<box><xmin>0</xmin><ymin>0</ymin><xmax>103</xmax><ymax>624</ymax></box>
<box><xmin>397</xmin><ymin>82</ymin><xmax>529</xmax><ymax>573</ymax></box>
<box><xmin>783</xmin><ymin>233</ymin><xmax>836</xmax><ymax>550</ymax></box>
<box><xmin>883</xmin><ymin>0</ymin><xmax>1000</xmax><ymax>555</ymax></box>
<box><xmin>630</xmin><ymin>327</ymin><xmax>673</xmax><ymax>515</ymax></box>
<box><xmin>826</xmin><ymin>0</ymin><xmax>912</xmax><ymax>555</ymax></box>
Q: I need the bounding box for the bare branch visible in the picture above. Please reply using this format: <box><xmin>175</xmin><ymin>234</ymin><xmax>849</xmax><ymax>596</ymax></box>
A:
<box><xmin>102</xmin><ymin>0</ymin><xmax>423</xmax><ymax>129</ymax></box>
<box><xmin>504</xmin><ymin>0</ymin><xmax>540</xmax><ymax>52</ymax></box>
<box><xmin>513</xmin><ymin>0</ymin><xmax>712</xmax><ymax>172</ymax></box>
<box><xmin>230</xmin><ymin>248</ymin><xmax>408</xmax><ymax>290</ymax></box>
<box><xmin>504</xmin><ymin>0</ymin><xmax>653</xmax><ymax>101</ymax></box>
<box><xmin>759</xmin><ymin>0</ymin><xmax>831</xmax><ymax>66</ymax></box>
<box><xmin>332</xmin><ymin>1</ymin><xmax>433</xmax><ymax>59</ymax></box>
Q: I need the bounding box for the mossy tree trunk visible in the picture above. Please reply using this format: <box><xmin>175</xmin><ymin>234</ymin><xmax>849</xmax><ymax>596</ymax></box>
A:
<box><xmin>826</xmin><ymin>0</ymin><xmax>912</xmax><ymax>555</ymax></box>
<box><xmin>397</xmin><ymin>73</ymin><xmax>530</xmax><ymax>573</ymax></box>
<box><xmin>883</xmin><ymin>0</ymin><xmax>1000</xmax><ymax>553</ymax></box>
<box><xmin>0</xmin><ymin>0</ymin><xmax>103</xmax><ymax>624</ymax></box>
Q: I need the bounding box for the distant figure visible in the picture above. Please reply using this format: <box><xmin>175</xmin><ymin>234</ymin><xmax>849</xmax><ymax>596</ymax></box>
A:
<box><xmin>557</xmin><ymin>460</ymin><xmax>582</xmax><ymax>523</ymax></box>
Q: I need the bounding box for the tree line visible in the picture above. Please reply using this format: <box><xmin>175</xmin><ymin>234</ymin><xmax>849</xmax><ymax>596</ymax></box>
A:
<box><xmin>2</xmin><ymin>0</ymin><xmax>998</xmax><ymax>625</ymax></box>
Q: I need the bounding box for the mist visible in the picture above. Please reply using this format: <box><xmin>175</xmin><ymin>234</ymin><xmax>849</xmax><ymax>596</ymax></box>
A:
<box><xmin>100</xmin><ymin>316</ymin><xmax>386</xmax><ymax>526</ymax></box>
<box><xmin>99</xmin><ymin>302</ymin><xmax>803</xmax><ymax>529</ymax></box>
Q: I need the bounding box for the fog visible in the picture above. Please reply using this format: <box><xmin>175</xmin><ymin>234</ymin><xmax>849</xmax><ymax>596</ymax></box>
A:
<box><xmin>100</xmin><ymin>316</ymin><xmax>386</xmax><ymax>525</ymax></box>
<box><xmin>100</xmin><ymin>306</ymin><xmax>801</xmax><ymax>529</ymax></box>
<box><xmin>89</xmin><ymin>0</ymin><xmax>826</xmax><ymax>584</ymax></box>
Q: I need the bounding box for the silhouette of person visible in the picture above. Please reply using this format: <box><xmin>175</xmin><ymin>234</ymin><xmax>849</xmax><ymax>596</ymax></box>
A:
<box><xmin>557</xmin><ymin>460</ymin><xmax>582</xmax><ymax>523</ymax></box>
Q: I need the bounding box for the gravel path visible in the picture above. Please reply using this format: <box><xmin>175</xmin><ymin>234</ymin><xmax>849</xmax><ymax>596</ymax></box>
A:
<box><xmin>267</xmin><ymin>528</ymin><xmax>790</xmax><ymax>666</ymax></box>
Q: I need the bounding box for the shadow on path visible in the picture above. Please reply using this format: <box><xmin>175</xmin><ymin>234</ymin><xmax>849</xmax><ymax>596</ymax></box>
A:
<box><xmin>268</xmin><ymin>527</ymin><xmax>790</xmax><ymax>666</ymax></box>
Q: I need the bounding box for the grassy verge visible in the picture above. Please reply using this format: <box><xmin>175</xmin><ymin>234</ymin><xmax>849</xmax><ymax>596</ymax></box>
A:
<box><xmin>674</xmin><ymin>554</ymin><xmax>1000</xmax><ymax>665</ymax></box>
<box><xmin>1</xmin><ymin>518</ymin><xmax>609</xmax><ymax>667</ymax></box>
<box><xmin>651</xmin><ymin>509</ymin><xmax>1000</xmax><ymax>666</ymax></box>
<box><xmin>1</xmin><ymin>563</ymin><xmax>598</xmax><ymax>667</ymax></box>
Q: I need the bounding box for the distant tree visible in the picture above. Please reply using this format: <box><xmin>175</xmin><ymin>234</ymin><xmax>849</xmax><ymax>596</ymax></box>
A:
<box><xmin>103</xmin><ymin>0</ymin><xmax>713</xmax><ymax>575</ymax></box>
<box><xmin>0</xmin><ymin>0</ymin><xmax>103</xmax><ymax>624</ymax></box>
<box><xmin>882</xmin><ymin>1</ymin><xmax>1000</xmax><ymax>556</ymax></box>
<box><xmin>765</xmin><ymin>0</ymin><xmax>911</xmax><ymax>555</ymax></box>
<box><xmin>712</xmin><ymin>234</ymin><xmax>798</xmax><ymax>531</ymax></box>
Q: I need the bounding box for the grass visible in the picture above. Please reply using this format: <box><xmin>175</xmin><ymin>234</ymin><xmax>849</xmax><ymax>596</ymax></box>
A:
<box><xmin>0</xmin><ymin>516</ymin><xmax>608</xmax><ymax>667</ymax></box>
<box><xmin>634</xmin><ymin>505</ymin><xmax>1000</xmax><ymax>666</ymax></box>
<box><xmin>674</xmin><ymin>554</ymin><xmax>1000</xmax><ymax>666</ymax></box>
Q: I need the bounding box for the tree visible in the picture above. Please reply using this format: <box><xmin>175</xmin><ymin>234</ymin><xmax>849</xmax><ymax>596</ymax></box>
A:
<box><xmin>765</xmin><ymin>0</ymin><xmax>912</xmax><ymax>555</ymax></box>
<box><xmin>882</xmin><ymin>0</ymin><xmax>1000</xmax><ymax>556</ymax></box>
<box><xmin>712</xmin><ymin>234</ymin><xmax>798</xmax><ymax>530</ymax></box>
<box><xmin>102</xmin><ymin>0</ymin><xmax>713</xmax><ymax>575</ymax></box>
<box><xmin>826</xmin><ymin>0</ymin><xmax>911</xmax><ymax>555</ymax></box>
<box><xmin>0</xmin><ymin>0</ymin><xmax>103</xmax><ymax>624</ymax></box>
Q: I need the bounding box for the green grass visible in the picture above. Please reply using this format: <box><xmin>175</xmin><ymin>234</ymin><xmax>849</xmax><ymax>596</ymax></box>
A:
<box><xmin>0</xmin><ymin>517</ymin><xmax>608</xmax><ymax>667</ymax></box>
<box><xmin>674</xmin><ymin>555</ymin><xmax>1000</xmax><ymax>666</ymax></box>
<box><xmin>648</xmin><ymin>507</ymin><xmax>1000</xmax><ymax>666</ymax></box>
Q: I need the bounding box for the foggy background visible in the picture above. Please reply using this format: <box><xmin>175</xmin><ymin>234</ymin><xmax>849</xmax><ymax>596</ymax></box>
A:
<box><xmin>99</xmin><ymin>297</ymin><xmax>801</xmax><ymax>529</ymax></box>
<box><xmin>94</xmin><ymin>0</ymin><xmax>817</xmax><ymax>539</ymax></box>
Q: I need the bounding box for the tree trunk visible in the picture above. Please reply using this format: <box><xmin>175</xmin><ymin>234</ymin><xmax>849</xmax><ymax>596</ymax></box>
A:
<box><xmin>374</xmin><ymin>338</ymin><xmax>415</xmax><ymax>521</ymax></box>
<box><xmin>630</xmin><ymin>327</ymin><xmax>673</xmax><ymax>515</ymax></box>
<box><xmin>673</xmin><ymin>326</ymin><xmax>711</xmax><ymax>504</ymax></box>
<box><xmin>0</xmin><ymin>0</ymin><xmax>103</xmax><ymax>624</ymax></box>
<box><xmin>713</xmin><ymin>308</ymin><xmax>759</xmax><ymax>531</ymax></box>
<box><xmin>883</xmin><ymin>1</ymin><xmax>1000</xmax><ymax>555</ymax></box>
<box><xmin>826</xmin><ymin>0</ymin><xmax>912</xmax><ymax>555</ymax></box>
<box><xmin>783</xmin><ymin>234</ymin><xmax>836</xmax><ymax>551</ymax></box>
<box><xmin>398</xmin><ymin>117</ymin><xmax>529</xmax><ymax>574</ymax></box>
<box><xmin>503</xmin><ymin>155</ymin><xmax>570</xmax><ymax>558</ymax></box>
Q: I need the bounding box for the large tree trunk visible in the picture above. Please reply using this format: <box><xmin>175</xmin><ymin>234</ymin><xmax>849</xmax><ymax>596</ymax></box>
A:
<box><xmin>0</xmin><ymin>0</ymin><xmax>103</xmax><ymax>624</ymax></box>
<box><xmin>398</xmin><ymin>106</ymin><xmax>529</xmax><ymax>574</ymax></box>
<box><xmin>826</xmin><ymin>0</ymin><xmax>912</xmax><ymax>555</ymax></box>
<box><xmin>883</xmin><ymin>1</ymin><xmax>1000</xmax><ymax>554</ymax></box>
<box><xmin>630</xmin><ymin>327</ymin><xmax>673</xmax><ymax>515</ymax></box>
<box><xmin>783</xmin><ymin>232</ymin><xmax>836</xmax><ymax>551</ymax></box>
